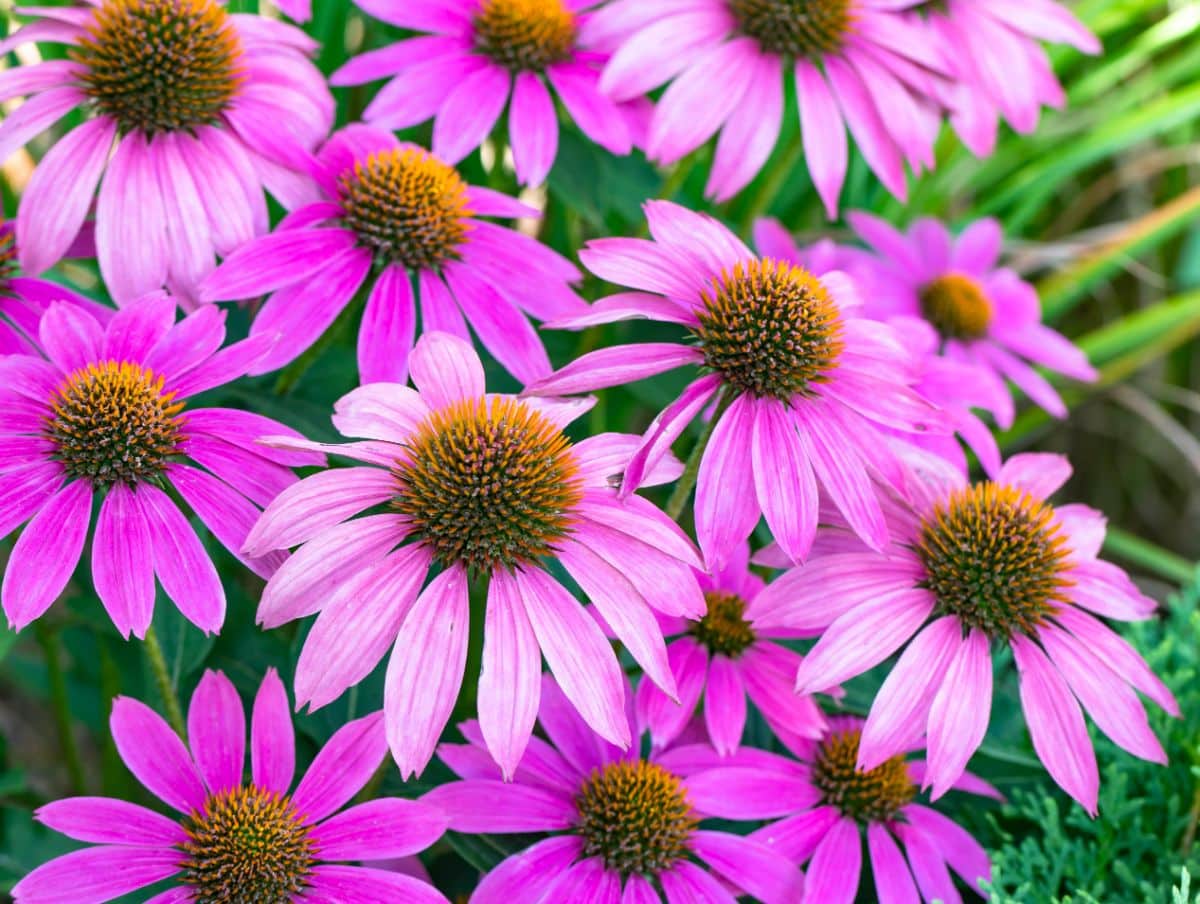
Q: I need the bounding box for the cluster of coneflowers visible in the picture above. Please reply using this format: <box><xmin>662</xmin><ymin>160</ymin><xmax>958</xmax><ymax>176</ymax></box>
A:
<box><xmin>0</xmin><ymin>0</ymin><xmax>1170</xmax><ymax>902</ymax></box>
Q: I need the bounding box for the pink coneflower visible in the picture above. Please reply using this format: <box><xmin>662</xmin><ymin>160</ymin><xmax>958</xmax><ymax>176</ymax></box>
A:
<box><xmin>591</xmin><ymin>0</ymin><xmax>950</xmax><ymax>209</ymax></box>
<box><xmin>14</xmin><ymin>669</ymin><xmax>450</xmax><ymax>904</ymax></box>
<box><xmin>424</xmin><ymin>674</ymin><xmax>802</xmax><ymax>903</ymax></box>
<box><xmin>754</xmin><ymin>216</ymin><xmax>1003</xmax><ymax>477</ymax></box>
<box><xmin>332</xmin><ymin>0</ymin><xmax>633</xmax><ymax>185</ymax></box>
<box><xmin>0</xmin><ymin>293</ymin><xmax>319</xmax><ymax>637</ymax></box>
<box><xmin>636</xmin><ymin>541</ymin><xmax>827</xmax><ymax>756</ymax></box>
<box><xmin>0</xmin><ymin>218</ymin><xmax>114</xmax><ymax>355</ymax></box>
<box><xmin>692</xmin><ymin>715</ymin><xmax>995</xmax><ymax>904</ymax></box>
<box><xmin>924</xmin><ymin>0</ymin><xmax>1100</xmax><ymax>156</ymax></box>
<box><xmin>528</xmin><ymin>200</ymin><xmax>946</xmax><ymax>569</ymax></box>
<box><xmin>777</xmin><ymin>452</ymin><xmax>1177</xmax><ymax>814</ymax></box>
<box><xmin>0</xmin><ymin>0</ymin><xmax>333</xmax><ymax>305</ymax></box>
<box><xmin>200</xmin><ymin>125</ymin><xmax>585</xmax><ymax>384</ymax></box>
<box><xmin>846</xmin><ymin>211</ymin><xmax>1098</xmax><ymax>428</ymax></box>
<box><xmin>245</xmin><ymin>331</ymin><xmax>705</xmax><ymax>780</ymax></box>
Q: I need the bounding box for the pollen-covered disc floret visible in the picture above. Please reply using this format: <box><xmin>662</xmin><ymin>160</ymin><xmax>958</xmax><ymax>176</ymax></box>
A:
<box><xmin>919</xmin><ymin>273</ymin><xmax>993</xmax><ymax>341</ymax></box>
<box><xmin>73</xmin><ymin>0</ymin><xmax>244</xmax><ymax>135</ymax></box>
<box><xmin>45</xmin><ymin>361</ymin><xmax>185</xmax><ymax>486</ymax></box>
<box><xmin>812</xmin><ymin>727</ymin><xmax>916</xmax><ymax>823</ymax></box>
<box><xmin>918</xmin><ymin>483</ymin><xmax>1072</xmax><ymax>637</ymax></box>
<box><xmin>473</xmin><ymin>0</ymin><xmax>577</xmax><ymax>71</ymax></box>
<box><xmin>393</xmin><ymin>397</ymin><xmax>584</xmax><ymax>572</ymax></box>
<box><xmin>694</xmin><ymin>258</ymin><xmax>844</xmax><ymax>401</ymax></box>
<box><xmin>576</xmin><ymin>760</ymin><xmax>699</xmax><ymax>877</ymax></box>
<box><xmin>180</xmin><ymin>785</ymin><xmax>316</xmax><ymax>903</ymax></box>
<box><xmin>339</xmin><ymin>148</ymin><xmax>473</xmax><ymax>270</ymax></box>
<box><xmin>690</xmin><ymin>591</ymin><xmax>756</xmax><ymax>658</ymax></box>
<box><xmin>728</xmin><ymin>0</ymin><xmax>855</xmax><ymax>58</ymax></box>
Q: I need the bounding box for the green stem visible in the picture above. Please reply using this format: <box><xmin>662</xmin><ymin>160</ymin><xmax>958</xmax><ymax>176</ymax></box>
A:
<box><xmin>35</xmin><ymin>623</ymin><xmax>86</xmax><ymax>794</ymax></box>
<box><xmin>1102</xmin><ymin>527</ymin><xmax>1196</xmax><ymax>587</ymax></box>
<box><xmin>665</xmin><ymin>390</ymin><xmax>732</xmax><ymax>521</ymax></box>
<box><xmin>142</xmin><ymin>624</ymin><xmax>187</xmax><ymax>739</ymax></box>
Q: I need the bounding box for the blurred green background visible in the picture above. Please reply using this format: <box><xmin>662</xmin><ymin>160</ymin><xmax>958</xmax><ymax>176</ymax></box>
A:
<box><xmin>1</xmin><ymin>0</ymin><xmax>1198</xmax><ymax>901</ymax></box>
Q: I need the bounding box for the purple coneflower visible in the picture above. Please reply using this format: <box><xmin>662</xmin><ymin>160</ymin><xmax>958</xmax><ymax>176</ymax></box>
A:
<box><xmin>754</xmin><ymin>216</ymin><xmax>1004</xmax><ymax>477</ymax></box>
<box><xmin>0</xmin><ymin>293</ymin><xmax>319</xmax><ymax>637</ymax></box>
<box><xmin>773</xmin><ymin>452</ymin><xmax>1176</xmax><ymax>814</ymax></box>
<box><xmin>14</xmin><ymin>669</ymin><xmax>450</xmax><ymax>904</ymax></box>
<box><xmin>924</xmin><ymin>0</ymin><xmax>1100</xmax><ymax>156</ymax></box>
<box><xmin>692</xmin><ymin>715</ymin><xmax>995</xmax><ymax>904</ymax></box>
<box><xmin>425</xmin><ymin>674</ymin><xmax>802</xmax><ymax>903</ymax></box>
<box><xmin>0</xmin><ymin>0</ymin><xmax>333</xmax><ymax>304</ymax></box>
<box><xmin>528</xmin><ymin>200</ymin><xmax>946</xmax><ymax>570</ymax></box>
<box><xmin>333</xmin><ymin>0</ymin><xmax>634</xmax><ymax>185</ymax></box>
<box><xmin>636</xmin><ymin>542</ymin><xmax>827</xmax><ymax>756</ymax></box>
<box><xmin>846</xmin><ymin>211</ymin><xmax>1097</xmax><ymax>428</ymax></box>
<box><xmin>0</xmin><ymin>218</ymin><xmax>113</xmax><ymax>355</ymax></box>
<box><xmin>245</xmin><ymin>332</ymin><xmax>705</xmax><ymax>780</ymax></box>
<box><xmin>200</xmin><ymin>125</ymin><xmax>585</xmax><ymax>384</ymax></box>
<box><xmin>591</xmin><ymin>0</ymin><xmax>950</xmax><ymax>210</ymax></box>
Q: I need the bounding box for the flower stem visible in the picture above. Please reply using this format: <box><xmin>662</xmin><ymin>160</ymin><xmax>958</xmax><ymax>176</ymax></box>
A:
<box><xmin>142</xmin><ymin>624</ymin><xmax>187</xmax><ymax>739</ymax></box>
<box><xmin>34</xmin><ymin>623</ymin><xmax>86</xmax><ymax>794</ymax></box>
<box><xmin>665</xmin><ymin>390</ymin><xmax>732</xmax><ymax>521</ymax></box>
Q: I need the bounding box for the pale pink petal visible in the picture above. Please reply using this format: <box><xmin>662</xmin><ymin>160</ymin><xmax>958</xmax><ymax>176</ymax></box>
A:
<box><xmin>385</xmin><ymin>565</ymin><xmax>471</xmax><ymax>779</ymax></box>
<box><xmin>926</xmin><ymin>628</ymin><xmax>992</xmax><ymax>799</ymax></box>
<box><xmin>409</xmin><ymin>331</ymin><xmax>485</xmax><ymax>409</ymax></box>
<box><xmin>695</xmin><ymin>393</ymin><xmax>758</xmax><ymax>571</ymax></box>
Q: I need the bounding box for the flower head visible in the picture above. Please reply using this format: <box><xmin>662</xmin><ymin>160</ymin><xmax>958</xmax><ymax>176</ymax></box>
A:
<box><xmin>245</xmin><ymin>332</ymin><xmax>705</xmax><ymax>780</ymax></box>
<box><xmin>14</xmin><ymin>669</ymin><xmax>450</xmax><ymax>904</ymax></box>
<box><xmin>635</xmin><ymin>542</ymin><xmax>828</xmax><ymax>755</ymax></box>
<box><xmin>772</xmin><ymin>452</ymin><xmax>1178</xmax><ymax>814</ymax></box>
<box><xmin>0</xmin><ymin>0</ymin><xmax>333</xmax><ymax>304</ymax></box>
<box><xmin>424</xmin><ymin>674</ymin><xmax>802</xmax><ymax>903</ymax></box>
<box><xmin>846</xmin><ymin>212</ymin><xmax>1098</xmax><ymax>428</ymax></box>
<box><xmin>592</xmin><ymin>0</ymin><xmax>952</xmax><ymax>210</ymax></box>
<box><xmin>200</xmin><ymin>125</ymin><xmax>586</xmax><ymax>384</ymax></box>
<box><xmin>0</xmin><ymin>293</ymin><xmax>319</xmax><ymax>637</ymax></box>
<box><xmin>694</xmin><ymin>715</ymin><xmax>996</xmax><ymax>904</ymax></box>
<box><xmin>333</xmin><ymin>0</ymin><xmax>636</xmax><ymax>185</ymax></box>
<box><xmin>753</xmin><ymin>215</ymin><xmax>1005</xmax><ymax>477</ymax></box>
<box><xmin>528</xmin><ymin>201</ymin><xmax>948</xmax><ymax>569</ymax></box>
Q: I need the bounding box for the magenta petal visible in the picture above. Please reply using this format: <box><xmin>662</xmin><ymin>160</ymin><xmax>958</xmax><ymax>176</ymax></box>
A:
<box><xmin>894</xmin><ymin>822</ymin><xmax>961</xmax><ymax>904</ymax></box>
<box><xmin>695</xmin><ymin>393</ymin><xmax>759</xmax><ymax>571</ymax></box>
<box><xmin>309</xmin><ymin>797</ymin><xmax>447</xmax><ymax>860</ymax></box>
<box><xmin>305</xmin><ymin>865</ymin><xmax>449</xmax><ymax>904</ymax></box>
<box><xmin>110</xmin><ymin>696</ymin><xmax>206</xmax><ymax>814</ymax></box>
<box><xmin>138</xmin><ymin>485</ymin><xmax>225</xmax><ymax>634</ymax></box>
<box><xmin>292</xmin><ymin>711</ymin><xmax>388</xmax><ymax>824</ymax></box>
<box><xmin>804</xmin><ymin>817</ymin><xmax>862</xmax><ymax>904</ymax></box>
<box><xmin>479</xmin><ymin>570</ymin><xmax>543</xmax><ymax>780</ymax></box>
<box><xmin>251</xmin><ymin>667</ymin><xmax>295</xmax><ymax>795</ymax></box>
<box><xmin>925</xmin><ymin>628</ymin><xmax>993</xmax><ymax>799</ymax></box>
<box><xmin>692</xmin><ymin>829</ymin><xmax>804</xmax><ymax>904</ymax></box>
<box><xmin>11</xmin><ymin>846</ymin><xmax>182</xmax><ymax>904</ymax></box>
<box><xmin>686</xmin><ymin>767</ymin><xmax>819</xmax><ymax>820</ymax></box>
<box><xmin>2</xmin><ymin>479</ymin><xmax>90</xmax><ymax>631</ymax></box>
<box><xmin>92</xmin><ymin>483</ymin><xmax>155</xmax><ymax>639</ymax></box>
<box><xmin>1011</xmin><ymin>635</ymin><xmax>1099</xmax><ymax>815</ymax></box>
<box><xmin>541</xmin><ymin>856</ymin><xmax>620</xmax><ymax>903</ymax></box>
<box><xmin>17</xmin><ymin>116</ymin><xmax>114</xmax><ymax>276</ymax></box>
<box><xmin>385</xmin><ymin>565</ymin><xmax>471</xmax><ymax>779</ymax></box>
<box><xmin>422</xmin><ymin>780</ymin><xmax>576</xmax><ymax>833</ymax></box>
<box><xmin>432</xmin><ymin>65</ymin><xmax>511</xmax><ymax>164</ymax></box>
<box><xmin>515</xmin><ymin>567</ymin><xmax>631</xmax><ymax>750</ymax></box>
<box><xmin>36</xmin><ymin>796</ymin><xmax>185</xmax><ymax>847</ymax></box>
<box><xmin>637</xmin><ymin>637</ymin><xmax>708</xmax><ymax>749</ymax></box>
<box><xmin>186</xmin><ymin>670</ymin><xmax>246</xmax><ymax>796</ymax></box>
<box><xmin>793</xmin><ymin>590</ymin><xmax>935</xmax><ymax>694</ymax></box>
<box><xmin>358</xmin><ymin>264</ymin><xmax>417</xmax><ymax>384</ymax></box>
<box><xmin>703</xmin><ymin>655</ymin><xmax>746</xmax><ymax>755</ymax></box>
<box><xmin>867</xmin><ymin>822</ymin><xmax>920</xmax><ymax>904</ymax></box>
<box><xmin>471</xmin><ymin>836</ymin><xmax>583</xmax><ymax>904</ymax></box>
<box><xmin>660</xmin><ymin>860</ymin><xmax>739</xmax><ymax>904</ymax></box>
<box><xmin>902</xmin><ymin>804</ymin><xmax>991</xmax><ymax>894</ymax></box>
<box><xmin>509</xmin><ymin>71</ymin><xmax>558</xmax><ymax>185</ymax></box>
<box><xmin>750</xmin><ymin>804</ymin><xmax>841</xmax><ymax>863</ymax></box>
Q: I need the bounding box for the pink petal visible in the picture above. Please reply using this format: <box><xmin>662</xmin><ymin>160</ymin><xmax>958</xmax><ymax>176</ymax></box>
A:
<box><xmin>186</xmin><ymin>669</ymin><xmax>245</xmax><ymax>795</ymax></box>
<box><xmin>358</xmin><ymin>264</ymin><xmax>417</xmax><ymax>385</ymax></box>
<box><xmin>385</xmin><ymin>565</ymin><xmax>471</xmax><ymax>779</ymax></box>
<box><xmin>292</xmin><ymin>711</ymin><xmax>388</xmax><ymax>823</ymax></box>
<box><xmin>926</xmin><ymin>628</ymin><xmax>993</xmax><ymax>799</ymax></box>
<box><xmin>804</xmin><ymin>817</ymin><xmax>862</xmax><ymax>904</ymax></box>
<box><xmin>751</xmin><ymin>397</ymin><xmax>817</xmax><ymax>564</ymax></box>
<box><xmin>867</xmin><ymin>822</ymin><xmax>920</xmax><ymax>904</ymax></box>
<box><xmin>308</xmin><ymin>797</ymin><xmax>448</xmax><ymax>860</ymax></box>
<box><xmin>703</xmin><ymin>655</ymin><xmax>746</xmax><ymax>755</ymax></box>
<box><xmin>695</xmin><ymin>393</ymin><xmax>759</xmax><ymax>570</ymax></box>
<box><xmin>92</xmin><ymin>483</ymin><xmax>155</xmax><ymax>639</ymax></box>
<box><xmin>251</xmin><ymin>667</ymin><xmax>295</xmax><ymax>795</ymax></box>
<box><xmin>510</xmin><ymin>72</ymin><xmax>558</xmax><ymax>185</ymax></box>
<box><xmin>432</xmin><ymin>65</ymin><xmax>511</xmax><ymax>164</ymax></box>
<box><xmin>421</xmin><ymin>780</ymin><xmax>576</xmax><ymax>833</ymax></box>
<box><xmin>110</xmin><ymin>696</ymin><xmax>206</xmax><ymax>814</ymax></box>
<box><xmin>409</xmin><ymin>331</ymin><xmax>485</xmax><ymax>409</ymax></box>
<box><xmin>138</xmin><ymin>485</ymin><xmax>225</xmax><ymax>634</ymax></box>
<box><xmin>11</xmin><ymin>846</ymin><xmax>182</xmax><ymax>904</ymax></box>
